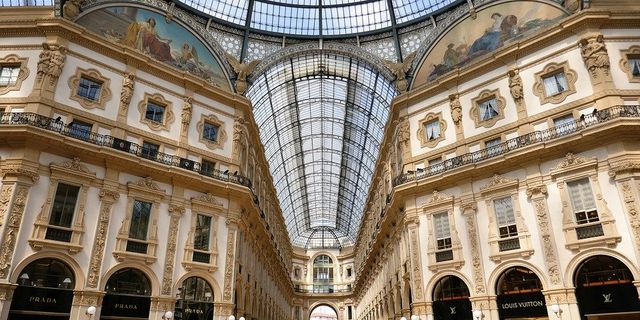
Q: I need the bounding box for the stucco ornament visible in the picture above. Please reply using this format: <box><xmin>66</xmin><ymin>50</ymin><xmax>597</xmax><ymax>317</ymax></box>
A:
<box><xmin>226</xmin><ymin>53</ymin><xmax>260</xmax><ymax>95</ymax></box>
<box><xmin>181</xmin><ymin>96</ymin><xmax>193</xmax><ymax>125</ymax></box>
<box><xmin>37</xmin><ymin>43</ymin><xmax>66</xmax><ymax>87</ymax></box>
<box><xmin>383</xmin><ymin>51</ymin><xmax>416</xmax><ymax>93</ymax></box>
<box><xmin>120</xmin><ymin>73</ymin><xmax>135</xmax><ymax>112</ymax></box>
<box><xmin>449</xmin><ymin>94</ymin><xmax>462</xmax><ymax>126</ymax></box>
<box><xmin>579</xmin><ymin>34</ymin><xmax>611</xmax><ymax>81</ymax></box>
<box><xmin>63</xmin><ymin>0</ymin><xmax>83</xmax><ymax>20</ymax></box>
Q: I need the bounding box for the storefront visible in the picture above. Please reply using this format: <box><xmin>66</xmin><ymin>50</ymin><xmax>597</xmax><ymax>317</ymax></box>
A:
<box><xmin>175</xmin><ymin>276</ymin><xmax>215</xmax><ymax>320</ymax></box>
<box><xmin>496</xmin><ymin>267</ymin><xmax>547</xmax><ymax>320</ymax></box>
<box><xmin>431</xmin><ymin>275</ymin><xmax>472</xmax><ymax>320</ymax></box>
<box><xmin>574</xmin><ymin>255</ymin><xmax>640</xmax><ymax>320</ymax></box>
<box><xmin>101</xmin><ymin>268</ymin><xmax>152</xmax><ymax>320</ymax></box>
<box><xmin>8</xmin><ymin>258</ymin><xmax>75</xmax><ymax>320</ymax></box>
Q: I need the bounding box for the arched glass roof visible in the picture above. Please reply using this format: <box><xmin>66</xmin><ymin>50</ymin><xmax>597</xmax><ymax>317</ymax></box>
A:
<box><xmin>246</xmin><ymin>52</ymin><xmax>396</xmax><ymax>248</ymax></box>
<box><xmin>177</xmin><ymin>0</ymin><xmax>459</xmax><ymax>36</ymax></box>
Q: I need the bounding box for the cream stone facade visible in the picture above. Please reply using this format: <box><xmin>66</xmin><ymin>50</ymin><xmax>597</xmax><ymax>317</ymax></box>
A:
<box><xmin>0</xmin><ymin>1</ymin><xmax>639</xmax><ymax>320</ymax></box>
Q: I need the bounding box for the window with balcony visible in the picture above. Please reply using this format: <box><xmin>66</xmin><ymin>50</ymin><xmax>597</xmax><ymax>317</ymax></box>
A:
<box><xmin>553</xmin><ymin>114</ymin><xmax>576</xmax><ymax>136</ymax></box>
<box><xmin>433</xmin><ymin>212</ymin><xmax>453</xmax><ymax>262</ymax></box>
<box><xmin>550</xmin><ymin>153</ymin><xmax>620</xmax><ymax>251</ymax></box>
<box><xmin>68</xmin><ymin>119</ymin><xmax>92</xmax><ymax>141</ymax></box>
<box><xmin>494</xmin><ymin>196</ymin><xmax>520</xmax><ymax>252</ymax></box>
<box><xmin>200</xmin><ymin>159</ymin><xmax>216</xmax><ymax>176</ymax></box>
<box><xmin>184</xmin><ymin>193</ymin><xmax>221</xmax><ymax>271</ymax></box>
<box><xmin>114</xmin><ymin>177</ymin><xmax>165</xmax><ymax>264</ymax></box>
<box><xmin>480</xmin><ymin>175</ymin><xmax>533</xmax><ymax>261</ymax></box>
<box><xmin>29</xmin><ymin>158</ymin><xmax>95</xmax><ymax>254</ymax></box>
<box><xmin>141</xmin><ymin>141</ymin><xmax>159</xmax><ymax>160</ymax></box>
<box><xmin>485</xmin><ymin>137</ymin><xmax>502</xmax><ymax>157</ymax></box>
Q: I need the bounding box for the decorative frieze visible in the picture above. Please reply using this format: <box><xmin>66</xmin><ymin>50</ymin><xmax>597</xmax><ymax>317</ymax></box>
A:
<box><xmin>223</xmin><ymin>228</ymin><xmax>236</xmax><ymax>302</ymax></box>
<box><xmin>0</xmin><ymin>185</ymin><xmax>13</xmax><ymax>227</ymax></box>
<box><xmin>461</xmin><ymin>201</ymin><xmax>486</xmax><ymax>295</ymax></box>
<box><xmin>526</xmin><ymin>184</ymin><xmax>561</xmax><ymax>285</ymax></box>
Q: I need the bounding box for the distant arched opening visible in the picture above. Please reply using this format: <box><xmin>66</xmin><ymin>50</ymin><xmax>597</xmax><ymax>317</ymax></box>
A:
<box><xmin>310</xmin><ymin>304</ymin><xmax>338</xmax><ymax>320</ymax></box>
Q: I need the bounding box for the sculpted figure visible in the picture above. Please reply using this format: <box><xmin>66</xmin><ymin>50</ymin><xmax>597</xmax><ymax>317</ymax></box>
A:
<box><xmin>63</xmin><ymin>0</ymin><xmax>83</xmax><ymax>20</ymax></box>
<box><xmin>181</xmin><ymin>97</ymin><xmax>193</xmax><ymax>125</ymax></box>
<box><xmin>383</xmin><ymin>51</ymin><xmax>417</xmax><ymax>93</ymax></box>
<box><xmin>226</xmin><ymin>53</ymin><xmax>260</xmax><ymax>95</ymax></box>
<box><xmin>580</xmin><ymin>34</ymin><xmax>611</xmax><ymax>79</ymax></box>
<box><xmin>449</xmin><ymin>94</ymin><xmax>462</xmax><ymax>125</ymax></box>
<box><xmin>120</xmin><ymin>73</ymin><xmax>135</xmax><ymax>111</ymax></box>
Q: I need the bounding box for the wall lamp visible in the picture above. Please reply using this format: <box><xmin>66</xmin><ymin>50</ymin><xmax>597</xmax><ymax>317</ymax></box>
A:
<box><xmin>86</xmin><ymin>305</ymin><xmax>96</xmax><ymax>319</ymax></box>
<box><xmin>550</xmin><ymin>303</ymin><xmax>562</xmax><ymax>318</ymax></box>
<box><xmin>472</xmin><ymin>309</ymin><xmax>484</xmax><ymax>320</ymax></box>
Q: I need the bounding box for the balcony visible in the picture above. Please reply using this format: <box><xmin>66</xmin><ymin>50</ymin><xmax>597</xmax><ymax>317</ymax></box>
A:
<box><xmin>0</xmin><ymin>112</ymin><xmax>252</xmax><ymax>188</ymax></box>
<box><xmin>293</xmin><ymin>284</ymin><xmax>353</xmax><ymax>295</ymax></box>
<box><xmin>393</xmin><ymin>105</ymin><xmax>640</xmax><ymax>186</ymax></box>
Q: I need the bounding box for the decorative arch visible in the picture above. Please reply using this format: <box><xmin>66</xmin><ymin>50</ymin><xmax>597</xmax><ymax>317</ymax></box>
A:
<box><xmin>410</xmin><ymin>0</ymin><xmax>568</xmax><ymax>90</ymax></box>
<box><xmin>563</xmin><ymin>248</ymin><xmax>640</xmax><ymax>288</ymax></box>
<box><xmin>310</xmin><ymin>251</ymin><xmax>338</xmax><ymax>267</ymax></box>
<box><xmin>75</xmin><ymin>2</ymin><xmax>233</xmax><ymax>90</ymax></box>
<box><xmin>11</xmin><ymin>251</ymin><xmax>85</xmax><ymax>290</ymax></box>
<box><xmin>100</xmin><ymin>262</ymin><xmax>161</xmax><ymax>296</ymax></box>
<box><xmin>487</xmin><ymin>261</ymin><xmax>549</xmax><ymax>296</ymax></box>
<box><xmin>173</xmin><ymin>271</ymin><xmax>223</xmax><ymax>302</ymax></box>
<box><xmin>425</xmin><ymin>270</ymin><xmax>474</xmax><ymax>302</ymax></box>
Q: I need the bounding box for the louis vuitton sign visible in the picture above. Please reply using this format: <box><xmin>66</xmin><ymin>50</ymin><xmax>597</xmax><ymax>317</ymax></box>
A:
<box><xmin>497</xmin><ymin>292</ymin><xmax>547</xmax><ymax>319</ymax></box>
<box><xmin>575</xmin><ymin>283</ymin><xmax>640</xmax><ymax>316</ymax></box>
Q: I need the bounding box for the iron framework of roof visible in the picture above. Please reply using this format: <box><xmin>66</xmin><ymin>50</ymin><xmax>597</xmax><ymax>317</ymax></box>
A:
<box><xmin>246</xmin><ymin>52</ymin><xmax>396</xmax><ymax>248</ymax></box>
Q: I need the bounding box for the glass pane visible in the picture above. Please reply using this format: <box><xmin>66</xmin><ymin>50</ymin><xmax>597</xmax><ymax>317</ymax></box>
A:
<box><xmin>145</xmin><ymin>102</ymin><xmax>165</xmax><ymax>123</ymax></box>
<box><xmin>425</xmin><ymin>119</ymin><xmax>440</xmax><ymax>140</ymax></box>
<box><xmin>494</xmin><ymin>196</ymin><xmax>515</xmax><ymax>227</ymax></box>
<box><xmin>105</xmin><ymin>268</ymin><xmax>151</xmax><ymax>295</ymax></box>
<box><xmin>129</xmin><ymin>200</ymin><xmax>152</xmax><ymax>240</ymax></box>
<box><xmin>194</xmin><ymin>214</ymin><xmax>212</xmax><ymax>250</ymax></box>
<box><xmin>49</xmin><ymin>183</ymin><xmax>80</xmax><ymax>228</ymax></box>
<box><xmin>203</xmin><ymin>122</ymin><xmax>219</xmax><ymax>142</ymax></box>
<box><xmin>479</xmin><ymin>98</ymin><xmax>499</xmax><ymax>121</ymax></box>
<box><xmin>77</xmin><ymin>77</ymin><xmax>102</xmax><ymax>101</ymax></box>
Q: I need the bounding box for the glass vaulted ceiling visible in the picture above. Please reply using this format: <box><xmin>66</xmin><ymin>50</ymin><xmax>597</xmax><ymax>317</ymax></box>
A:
<box><xmin>177</xmin><ymin>0</ymin><xmax>458</xmax><ymax>36</ymax></box>
<box><xmin>246</xmin><ymin>52</ymin><xmax>396</xmax><ymax>248</ymax></box>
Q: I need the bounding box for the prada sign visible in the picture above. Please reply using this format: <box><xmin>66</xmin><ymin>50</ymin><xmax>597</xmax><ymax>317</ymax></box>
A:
<box><xmin>175</xmin><ymin>301</ymin><xmax>213</xmax><ymax>320</ymax></box>
<box><xmin>101</xmin><ymin>294</ymin><xmax>151</xmax><ymax>318</ymax></box>
<box><xmin>497</xmin><ymin>292</ymin><xmax>547</xmax><ymax>318</ymax></box>
<box><xmin>432</xmin><ymin>299</ymin><xmax>472</xmax><ymax>320</ymax></box>
<box><xmin>10</xmin><ymin>286</ymin><xmax>73</xmax><ymax>313</ymax></box>
<box><xmin>576</xmin><ymin>283</ymin><xmax>640</xmax><ymax>316</ymax></box>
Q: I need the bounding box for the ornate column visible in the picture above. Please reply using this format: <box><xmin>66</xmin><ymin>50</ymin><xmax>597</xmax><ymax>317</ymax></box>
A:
<box><xmin>0</xmin><ymin>163</ymin><xmax>39</xmax><ymax>319</ymax></box>
<box><xmin>160</xmin><ymin>203</ymin><xmax>185</xmax><ymax>294</ymax></box>
<box><xmin>405</xmin><ymin>216</ymin><xmax>427</xmax><ymax>318</ymax></box>
<box><xmin>218</xmin><ymin>208</ymin><xmax>240</xmax><ymax>320</ymax></box>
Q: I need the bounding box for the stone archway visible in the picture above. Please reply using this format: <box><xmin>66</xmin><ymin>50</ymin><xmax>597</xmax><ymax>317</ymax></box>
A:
<box><xmin>309</xmin><ymin>302</ymin><xmax>341</xmax><ymax>320</ymax></box>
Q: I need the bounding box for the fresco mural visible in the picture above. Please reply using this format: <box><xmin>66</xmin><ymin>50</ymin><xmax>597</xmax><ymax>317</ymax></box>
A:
<box><xmin>413</xmin><ymin>1</ymin><xmax>567</xmax><ymax>88</ymax></box>
<box><xmin>77</xmin><ymin>6</ymin><xmax>230</xmax><ymax>90</ymax></box>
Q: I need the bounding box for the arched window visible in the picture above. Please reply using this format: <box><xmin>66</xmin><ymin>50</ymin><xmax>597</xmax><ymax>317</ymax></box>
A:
<box><xmin>181</xmin><ymin>277</ymin><xmax>214</xmax><ymax>302</ymax></box>
<box><xmin>496</xmin><ymin>267</ymin><xmax>543</xmax><ymax>295</ymax></box>
<box><xmin>105</xmin><ymin>268</ymin><xmax>151</xmax><ymax>296</ymax></box>
<box><xmin>16</xmin><ymin>258</ymin><xmax>75</xmax><ymax>289</ymax></box>
<box><xmin>176</xmin><ymin>277</ymin><xmax>215</xmax><ymax>320</ymax></box>
<box><xmin>433</xmin><ymin>275</ymin><xmax>470</xmax><ymax>301</ymax></box>
<box><xmin>313</xmin><ymin>255</ymin><xmax>334</xmax><ymax>293</ymax></box>
<box><xmin>575</xmin><ymin>255</ymin><xmax>633</xmax><ymax>287</ymax></box>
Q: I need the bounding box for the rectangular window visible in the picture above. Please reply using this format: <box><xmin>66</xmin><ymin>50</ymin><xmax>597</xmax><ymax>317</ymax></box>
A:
<box><xmin>433</xmin><ymin>212</ymin><xmax>452</xmax><ymax>250</ymax></box>
<box><xmin>429</xmin><ymin>157</ymin><xmax>443</xmax><ymax>174</ymax></box>
<box><xmin>486</xmin><ymin>137</ymin><xmax>502</xmax><ymax>156</ymax></box>
<box><xmin>567</xmin><ymin>178</ymin><xmax>599</xmax><ymax>224</ymax></box>
<box><xmin>45</xmin><ymin>183</ymin><xmax>80</xmax><ymax>242</ymax></box>
<box><xmin>202</xmin><ymin>122</ymin><xmax>219</xmax><ymax>142</ymax></box>
<box><xmin>145</xmin><ymin>101</ymin><xmax>165</xmax><ymax>123</ymax></box>
<box><xmin>76</xmin><ymin>77</ymin><xmax>102</xmax><ymax>101</ymax></box>
<box><xmin>346</xmin><ymin>268</ymin><xmax>352</xmax><ymax>277</ymax></box>
<box><xmin>0</xmin><ymin>65</ymin><xmax>20</xmax><ymax>86</ymax></box>
<box><xmin>200</xmin><ymin>159</ymin><xmax>216</xmax><ymax>176</ymax></box>
<box><xmin>554</xmin><ymin>114</ymin><xmax>576</xmax><ymax>135</ymax></box>
<box><xmin>424</xmin><ymin>119</ymin><xmax>440</xmax><ymax>140</ymax></box>
<box><xmin>69</xmin><ymin>120</ymin><xmax>92</xmax><ymax>140</ymax></box>
<box><xmin>141</xmin><ymin>141</ymin><xmax>159</xmax><ymax>160</ymax></box>
<box><xmin>194</xmin><ymin>214</ymin><xmax>212</xmax><ymax>251</ymax></box>
<box><xmin>479</xmin><ymin>97</ymin><xmax>499</xmax><ymax>121</ymax></box>
<box><xmin>543</xmin><ymin>72</ymin><xmax>568</xmax><ymax>96</ymax></box>
<box><xmin>494</xmin><ymin>196</ymin><xmax>518</xmax><ymax>238</ymax></box>
<box><xmin>348</xmin><ymin>306</ymin><xmax>353</xmax><ymax>320</ymax></box>
<box><xmin>129</xmin><ymin>200</ymin><xmax>152</xmax><ymax>240</ymax></box>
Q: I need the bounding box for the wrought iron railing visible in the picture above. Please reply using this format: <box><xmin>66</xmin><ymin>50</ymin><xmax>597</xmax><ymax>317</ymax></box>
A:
<box><xmin>498</xmin><ymin>237</ymin><xmax>521</xmax><ymax>252</ymax></box>
<box><xmin>45</xmin><ymin>227</ymin><xmax>72</xmax><ymax>242</ymax></box>
<box><xmin>435</xmin><ymin>249</ymin><xmax>454</xmax><ymax>262</ymax></box>
<box><xmin>293</xmin><ymin>284</ymin><xmax>353</xmax><ymax>294</ymax></box>
<box><xmin>0</xmin><ymin>112</ymin><xmax>252</xmax><ymax>188</ymax></box>
<box><xmin>125</xmin><ymin>240</ymin><xmax>148</xmax><ymax>254</ymax></box>
<box><xmin>192</xmin><ymin>251</ymin><xmax>211</xmax><ymax>264</ymax></box>
<box><xmin>393</xmin><ymin>105</ymin><xmax>640</xmax><ymax>186</ymax></box>
<box><xmin>576</xmin><ymin>223</ymin><xmax>605</xmax><ymax>240</ymax></box>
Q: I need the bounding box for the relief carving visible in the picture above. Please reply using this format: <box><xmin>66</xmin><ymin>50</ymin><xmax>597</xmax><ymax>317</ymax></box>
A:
<box><xmin>161</xmin><ymin>205</ymin><xmax>184</xmax><ymax>295</ymax></box>
<box><xmin>0</xmin><ymin>185</ymin><xmax>13</xmax><ymax>227</ymax></box>
<box><xmin>226</xmin><ymin>53</ymin><xmax>260</xmax><ymax>95</ymax></box>
<box><xmin>223</xmin><ymin>229</ymin><xmax>236</xmax><ymax>301</ymax></box>
<box><xmin>36</xmin><ymin>43</ymin><xmax>66</xmax><ymax>88</ymax></box>
<box><xmin>0</xmin><ymin>186</ymin><xmax>29</xmax><ymax>279</ymax></box>
<box><xmin>449</xmin><ymin>94</ymin><xmax>462</xmax><ymax>126</ymax></box>
<box><xmin>462</xmin><ymin>204</ymin><xmax>486</xmax><ymax>294</ymax></box>
<box><xmin>579</xmin><ymin>34</ymin><xmax>611</xmax><ymax>82</ymax></box>
<box><xmin>383</xmin><ymin>51</ymin><xmax>417</xmax><ymax>93</ymax></box>
<box><xmin>409</xmin><ymin>229</ymin><xmax>423</xmax><ymax>300</ymax></box>
<box><xmin>120</xmin><ymin>73</ymin><xmax>135</xmax><ymax>112</ymax></box>
<box><xmin>87</xmin><ymin>188</ymin><xmax>119</xmax><ymax>288</ymax></box>
<box><xmin>527</xmin><ymin>186</ymin><xmax>561</xmax><ymax>285</ymax></box>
